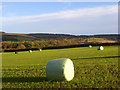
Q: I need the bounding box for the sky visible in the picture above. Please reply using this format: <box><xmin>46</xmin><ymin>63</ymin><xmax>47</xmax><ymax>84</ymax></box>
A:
<box><xmin>0</xmin><ymin>2</ymin><xmax>118</xmax><ymax>35</ymax></box>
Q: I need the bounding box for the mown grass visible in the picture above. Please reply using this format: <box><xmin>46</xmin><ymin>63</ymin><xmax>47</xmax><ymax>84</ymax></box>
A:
<box><xmin>2</xmin><ymin>46</ymin><xmax>119</xmax><ymax>88</ymax></box>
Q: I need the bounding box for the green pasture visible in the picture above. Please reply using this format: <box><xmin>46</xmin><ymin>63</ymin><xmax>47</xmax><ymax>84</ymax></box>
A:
<box><xmin>2</xmin><ymin>46</ymin><xmax>119</xmax><ymax>88</ymax></box>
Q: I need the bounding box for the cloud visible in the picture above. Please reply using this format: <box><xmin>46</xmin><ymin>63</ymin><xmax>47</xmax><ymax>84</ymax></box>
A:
<box><xmin>0</xmin><ymin>5</ymin><xmax>2</xmax><ymax>31</ymax></box>
<box><xmin>0</xmin><ymin>5</ymin><xmax>2</xmax><ymax>11</ymax></box>
<box><xmin>2</xmin><ymin>5</ymin><xmax>118</xmax><ymax>34</ymax></box>
<box><xmin>3</xmin><ymin>5</ymin><xmax>117</xmax><ymax>22</ymax></box>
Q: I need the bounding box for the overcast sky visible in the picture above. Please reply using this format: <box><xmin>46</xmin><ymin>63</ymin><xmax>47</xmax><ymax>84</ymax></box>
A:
<box><xmin>1</xmin><ymin>2</ymin><xmax>118</xmax><ymax>35</ymax></box>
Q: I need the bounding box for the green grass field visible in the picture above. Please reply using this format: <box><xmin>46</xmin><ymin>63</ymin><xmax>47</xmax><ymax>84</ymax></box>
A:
<box><xmin>2</xmin><ymin>46</ymin><xmax>119</xmax><ymax>88</ymax></box>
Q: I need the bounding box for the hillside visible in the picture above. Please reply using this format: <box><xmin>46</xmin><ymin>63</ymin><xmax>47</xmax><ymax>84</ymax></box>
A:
<box><xmin>1</xmin><ymin>32</ymin><xmax>119</xmax><ymax>41</ymax></box>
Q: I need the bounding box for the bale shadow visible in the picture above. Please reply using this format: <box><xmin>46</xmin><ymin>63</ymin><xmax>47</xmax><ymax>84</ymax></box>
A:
<box><xmin>2</xmin><ymin>77</ymin><xmax>48</xmax><ymax>82</ymax></box>
<box><xmin>2</xmin><ymin>77</ymin><xmax>67</xmax><ymax>83</ymax></box>
<box><xmin>72</xmin><ymin>56</ymin><xmax>120</xmax><ymax>60</ymax></box>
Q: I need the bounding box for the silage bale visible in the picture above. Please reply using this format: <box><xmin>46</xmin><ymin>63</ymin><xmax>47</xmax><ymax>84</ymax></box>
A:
<box><xmin>89</xmin><ymin>45</ymin><xmax>92</xmax><ymax>48</ymax></box>
<box><xmin>97</xmin><ymin>46</ymin><xmax>104</xmax><ymax>50</ymax></box>
<box><xmin>46</xmin><ymin>58</ymin><xmax>74</xmax><ymax>81</ymax></box>
<box><xmin>39</xmin><ymin>49</ymin><xmax>42</xmax><ymax>51</ymax></box>
<box><xmin>15</xmin><ymin>51</ymin><xmax>18</xmax><ymax>54</ymax></box>
<box><xmin>29</xmin><ymin>50</ymin><xmax>32</xmax><ymax>53</ymax></box>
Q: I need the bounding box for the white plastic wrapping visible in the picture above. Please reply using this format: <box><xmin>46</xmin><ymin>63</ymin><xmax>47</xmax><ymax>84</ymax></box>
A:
<box><xmin>46</xmin><ymin>58</ymin><xmax>74</xmax><ymax>81</ymax></box>
<box><xmin>29</xmin><ymin>50</ymin><xmax>32</xmax><ymax>53</ymax></box>
<box><xmin>89</xmin><ymin>45</ymin><xmax>92</xmax><ymax>48</ymax></box>
<box><xmin>97</xmin><ymin>46</ymin><xmax>104</xmax><ymax>50</ymax></box>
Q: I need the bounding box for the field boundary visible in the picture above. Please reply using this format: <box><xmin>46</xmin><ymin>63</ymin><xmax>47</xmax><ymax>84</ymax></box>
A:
<box><xmin>3</xmin><ymin>42</ymin><xmax>120</xmax><ymax>52</ymax></box>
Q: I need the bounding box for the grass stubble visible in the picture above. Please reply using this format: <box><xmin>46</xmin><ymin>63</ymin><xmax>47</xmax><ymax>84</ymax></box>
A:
<box><xmin>2</xmin><ymin>46</ymin><xmax>119</xmax><ymax>88</ymax></box>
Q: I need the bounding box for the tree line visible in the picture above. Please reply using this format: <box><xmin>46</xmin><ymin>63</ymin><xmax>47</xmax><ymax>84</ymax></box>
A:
<box><xmin>1</xmin><ymin>38</ymin><xmax>118</xmax><ymax>52</ymax></box>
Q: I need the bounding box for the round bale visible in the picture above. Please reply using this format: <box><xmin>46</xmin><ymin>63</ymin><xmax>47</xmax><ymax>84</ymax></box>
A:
<box><xmin>29</xmin><ymin>50</ymin><xmax>32</xmax><ymax>53</ymax></box>
<box><xmin>39</xmin><ymin>49</ymin><xmax>42</xmax><ymax>51</ymax></box>
<box><xmin>97</xmin><ymin>46</ymin><xmax>104</xmax><ymax>50</ymax></box>
<box><xmin>15</xmin><ymin>51</ymin><xmax>18</xmax><ymax>54</ymax></box>
<box><xmin>89</xmin><ymin>45</ymin><xmax>92</xmax><ymax>48</ymax></box>
<box><xmin>46</xmin><ymin>58</ymin><xmax>74</xmax><ymax>81</ymax></box>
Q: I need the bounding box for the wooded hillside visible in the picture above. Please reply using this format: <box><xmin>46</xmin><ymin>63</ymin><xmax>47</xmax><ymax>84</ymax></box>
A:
<box><xmin>1</xmin><ymin>32</ymin><xmax>119</xmax><ymax>52</ymax></box>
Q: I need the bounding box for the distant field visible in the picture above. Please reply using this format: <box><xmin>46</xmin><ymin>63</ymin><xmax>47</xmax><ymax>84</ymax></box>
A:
<box><xmin>2</xmin><ymin>46</ymin><xmax>119</xmax><ymax>88</ymax></box>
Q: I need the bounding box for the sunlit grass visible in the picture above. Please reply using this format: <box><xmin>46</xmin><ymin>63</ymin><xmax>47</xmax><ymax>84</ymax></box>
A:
<box><xmin>2</xmin><ymin>46</ymin><xmax>119</xmax><ymax>88</ymax></box>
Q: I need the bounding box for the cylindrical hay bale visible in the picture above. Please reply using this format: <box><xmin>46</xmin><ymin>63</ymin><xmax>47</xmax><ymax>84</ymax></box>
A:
<box><xmin>97</xmin><ymin>46</ymin><xmax>104</xmax><ymax>50</ymax></box>
<box><xmin>46</xmin><ymin>58</ymin><xmax>74</xmax><ymax>81</ymax></box>
<box><xmin>15</xmin><ymin>51</ymin><xmax>18</xmax><ymax>54</ymax></box>
<box><xmin>29</xmin><ymin>50</ymin><xmax>32</xmax><ymax>53</ymax></box>
<box><xmin>39</xmin><ymin>49</ymin><xmax>42</xmax><ymax>51</ymax></box>
<box><xmin>89</xmin><ymin>45</ymin><xmax>92</xmax><ymax>48</ymax></box>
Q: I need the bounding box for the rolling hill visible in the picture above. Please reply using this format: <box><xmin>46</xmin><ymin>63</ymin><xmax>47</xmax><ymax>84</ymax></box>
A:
<box><xmin>1</xmin><ymin>32</ymin><xmax>119</xmax><ymax>41</ymax></box>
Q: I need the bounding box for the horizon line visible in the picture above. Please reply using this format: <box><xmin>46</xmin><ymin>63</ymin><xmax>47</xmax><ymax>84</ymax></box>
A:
<box><xmin>1</xmin><ymin>31</ymin><xmax>119</xmax><ymax>36</ymax></box>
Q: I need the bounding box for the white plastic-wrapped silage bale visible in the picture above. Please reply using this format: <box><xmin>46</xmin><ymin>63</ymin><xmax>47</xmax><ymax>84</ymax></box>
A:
<box><xmin>89</xmin><ymin>45</ymin><xmax>92</xmax><ymax>48</ymax></box>
<box><xmin>29</xmin><ymin>50</ymin><xmax>32</xmax><ymax>53</ymax></box>
<box><xmin>39</xmin><ymin>49</ymin><xmax>42</xmax><ymax>51</ymax></box>
<box><xmin>97</xmin><ymin>46</ymin><xmax>104</xmax><ymax>50</ymax></box>
<box><xmin>46</xmin><ymin>58</ymin><xmax>74</xmax><ymax>81</ymax></box>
